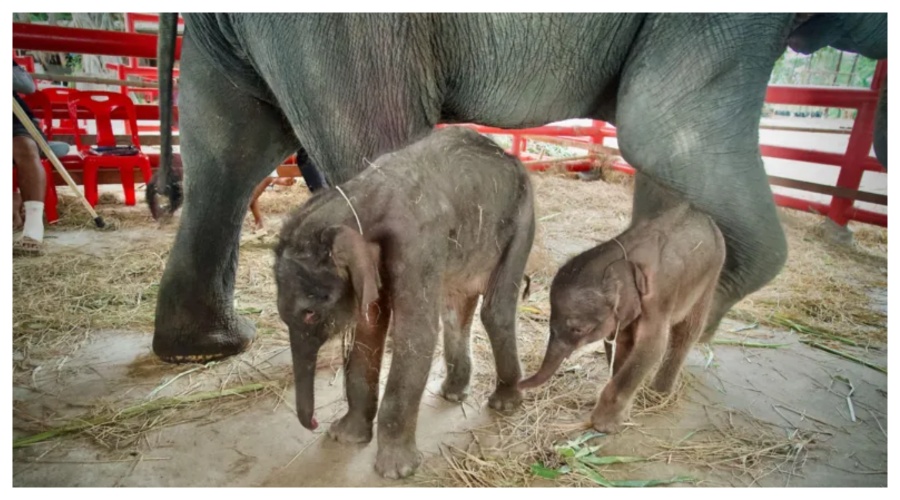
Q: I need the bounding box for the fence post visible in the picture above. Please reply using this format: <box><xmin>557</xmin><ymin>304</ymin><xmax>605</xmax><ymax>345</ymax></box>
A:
<box><xmin>511</xmin><ymin>134</ymin><xmax>525</xmax><ymax>158</ymax></box>
<box><xmin>826</xmin><ymin>60</ymin><xmax>885</xmax><ymax>227</ymax></box>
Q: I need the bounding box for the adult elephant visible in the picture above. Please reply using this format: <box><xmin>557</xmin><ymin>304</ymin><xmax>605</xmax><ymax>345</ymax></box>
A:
<box><xmin>149</xmin><ymin>13</ymin><xmax>887</xmax><ymax>364</ymax></box>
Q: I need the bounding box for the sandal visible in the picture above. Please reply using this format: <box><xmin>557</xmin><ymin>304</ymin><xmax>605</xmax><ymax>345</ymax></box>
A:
<box><xmin>13</xmin><ymin>236</ymin><xmax>45</xmax><ymax>257</ymax></box>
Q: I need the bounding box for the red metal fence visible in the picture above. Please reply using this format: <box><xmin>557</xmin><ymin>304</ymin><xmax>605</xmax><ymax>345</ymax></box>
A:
<box><xmin>105</xmin><ymin>13</ymin><xmax>183</xmax><ymax>102</ymax></box>
<box><xmin>12</xmin><ymin>21</ymin><xmax>887</xmax><ymax>227</ymax></box>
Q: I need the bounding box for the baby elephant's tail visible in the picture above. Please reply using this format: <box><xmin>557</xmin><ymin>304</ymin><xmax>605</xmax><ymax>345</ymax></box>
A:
<box><xmin>521</xmin><ymin>275</ymin><xmax>532</xmax><ymax>301</ymax></box>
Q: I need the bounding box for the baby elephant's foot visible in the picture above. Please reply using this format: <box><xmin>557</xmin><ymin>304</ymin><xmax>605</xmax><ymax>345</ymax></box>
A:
<box><xmin>374</xmin><ymin>442</ymin><xmax>422</xmax><ymax>479</ymax></box>
<box><xmin>327</xmin><ymin>414</ymin><xmax>373</xmax><ymax>444</ymax></box>
<box><xmin>591</xmin><ymin>406</ymin><xmax>628</xmax><ymax>434</ymax></box>
<box><xmin>439</xmin><ymin>379</ymin><xmax>470</xmax><ymax>403</ymax></box>
<box><xmin>650</xmin><ymin>376</ymin><xmax>678</xmax><ymax>395</ymax></box>
<box><xmin>650</xmin><ymin>379</ymin><xmax>675</xmax><ymax>396</ymax></box>
<box><xmin>488</xmin><ymin>385</ymin><xmax>523</xmax><ymax>411</ymax></box>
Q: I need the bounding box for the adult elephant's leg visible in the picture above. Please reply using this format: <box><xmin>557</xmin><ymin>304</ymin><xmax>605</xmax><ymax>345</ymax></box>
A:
<box><xmin>153</xmin><ymin>42</ymin><xmax>298</xmax><ymax>362</ymax></box>
<box><xmin>617</xmin><ymin>14</ymin><xmax>791</xmax><ymax>341</ymax></box>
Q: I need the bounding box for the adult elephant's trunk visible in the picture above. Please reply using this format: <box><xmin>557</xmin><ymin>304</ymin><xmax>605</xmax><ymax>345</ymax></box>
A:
<box><xmin>519</xmin><ymin>337</ymin><xmax>575</xmax><ymax>390</ymax></box>
<box><xmin>874</xmin><ymin>82</ymin><xmax>887</xmax><ymax>168</ymax></box>
<box><xmin>291</xmin><ymin>334</ymin><xmax>324</xmax><ymax>430</ymax></box>
<box><xmin>148</xmin><ymin>12</ymin><xmax>183</xmax><ymax>219</ymax></box>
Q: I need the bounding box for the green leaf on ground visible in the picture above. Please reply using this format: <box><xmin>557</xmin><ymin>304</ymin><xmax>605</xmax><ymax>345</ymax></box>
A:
<box><xmin>530</xmin><ymin>463</ymin><xmax>562</xmax><ymax>479</ymax></box>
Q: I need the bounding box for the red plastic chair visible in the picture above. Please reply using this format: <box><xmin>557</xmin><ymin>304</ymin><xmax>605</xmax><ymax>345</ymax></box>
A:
<box><xmin>20</xmin><ymin>91</ymin><xmax>54</xmax><ymax>137</ymax></box>
<box><xmin>40</xmin><ymin>87</ymin><xmax>88</xmax><ymax>136</ymax></box>
<box><xmin>12</xmin><ymin>164</ymin><xmax>59</xmax><ymax>224</ymax></box>
<box><xmin>14</xmin><ymin>92</ymin><xmax>62</xmax><ymax>224</ymax></box>
<box><xmin>13</xmin><ymin>55</ymin><xmax>35</xmax><ymax>73</ymax></box>
<box><xmin>67</xmin><ymin>91</ymin><xmax>152</xmax><ymax>207</ymax></box>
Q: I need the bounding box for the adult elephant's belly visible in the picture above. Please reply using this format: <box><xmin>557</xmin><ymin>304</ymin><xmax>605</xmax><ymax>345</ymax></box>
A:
<box><xmin>439</xmin><ymin>13</ymin><xmax>645</xmax><ymax>127</ymax></box>
<box><xmin>182</xmin><ymin>13</ymin><xmax>276</xmax><ymax>105</ymax></box>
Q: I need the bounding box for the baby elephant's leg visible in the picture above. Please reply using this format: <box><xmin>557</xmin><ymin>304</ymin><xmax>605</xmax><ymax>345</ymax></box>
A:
<box><xmin>328</xmin><ymin>297</ymin><xmax>391</xmax><ymax>444</ymax></box>
<box><xmin>651</xmin><ymin>287</ymin><xmax>714</xmax><ymax>394</ymax></box>
<box><xmin>480</xmin><ymin>214</ymin><xmax>533</xmax><ymax>411</ymax></box>
<box><xmin>440</xmin><ymin>294</ymin><xmax>479</xmax><ymax>402</ymax></box>
<box><xmin>593</xmin><ymin>314</ymin><xmax>668</xmax><ymax>433</ymax></box>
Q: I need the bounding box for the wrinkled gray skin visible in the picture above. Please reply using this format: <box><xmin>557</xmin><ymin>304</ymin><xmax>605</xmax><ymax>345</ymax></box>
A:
<box><xmin>274</xmin><ymin>127</ymin><xmax>534</xmax><ymax>478</ymax></box>
<box><xmin>150</xmin><ymin>14</ymin><xmax>886</xmax><ymax>369</ymax></box>
<box><xmin>521</xmin><ymin>178</ymin><xmax>726</xmax><ymax>433</ymax></box>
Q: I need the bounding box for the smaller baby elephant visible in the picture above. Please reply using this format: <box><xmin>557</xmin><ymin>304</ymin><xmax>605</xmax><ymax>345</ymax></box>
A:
<box><xmin>519</xmin><ymin>200</ymin><xmax>725</xmax><ymax>433</ymax></box>
<box><xmin>275</xmin><ymin>126</ymin><xmax>534</xmax><ymax>479</ymax></box>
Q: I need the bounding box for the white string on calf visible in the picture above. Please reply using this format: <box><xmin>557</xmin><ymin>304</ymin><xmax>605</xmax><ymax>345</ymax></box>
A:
<box><xmin>612</xmin><ymin>237</ymin><xmax>628</xmax><ymax>261</ymax></box>
<box><xmin>605</xmin><ymin>237</ymin><xmax>631</xmax><ymax>378</ymax></box>
<box><xmin>335</xmin><ymin>185</ymin><xmax>364</xmax><ymax>236</ymax></box>
<box><xmin>606</xmin><ymin>320</ymin><xmax>621</xmax><ymax>379</ymax></box>
<box><xmin>334</xmin><ymin>184</ymin><xmax>371</xmax><ymax>324</ymax></box>
<box><xmin>342</xmin><ymin>325</ymin><xmax>356</xmax><ymax>369</ymax></box>
<box><xmin>607</xmin><ymin>290</ymin><xmax>622</xmax><ymax>378</ymax></box>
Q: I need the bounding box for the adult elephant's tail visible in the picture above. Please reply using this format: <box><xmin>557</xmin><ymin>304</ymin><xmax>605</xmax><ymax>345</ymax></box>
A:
<box><xmin>148</xmin><ymin>12</ymin><xmax>183</xmax><ymax>220</ymax></box>
<box><xmin>788</xmin><ymin>13</ymin><xmax>887</xmax><ymax>169</ymax></box>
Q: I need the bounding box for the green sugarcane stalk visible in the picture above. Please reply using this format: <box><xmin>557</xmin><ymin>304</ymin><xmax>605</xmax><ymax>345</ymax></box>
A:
<box><xmin>14</xmin><ymin>382</ymin><xmax>274</xmax><ymax>449</ymax></box>
<box><xmin>801</xmin><ymin>341</ymin><xmax>886</xmax><ymax>374</ymax></box>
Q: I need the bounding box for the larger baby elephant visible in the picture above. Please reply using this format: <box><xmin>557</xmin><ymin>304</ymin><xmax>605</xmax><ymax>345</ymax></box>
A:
<box><xmin>520</xmin><ymin>199</ymin><xmax>725</xmax><ymax>433</ymax></box>
<box><xmin>274</xmin><ymin>126</ymin><xmax>535</xmax><ymax>479</ymax></box>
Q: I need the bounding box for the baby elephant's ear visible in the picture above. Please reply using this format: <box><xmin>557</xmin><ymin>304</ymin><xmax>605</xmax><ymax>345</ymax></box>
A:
<box><xmin>331</xmin><ymin>226</ymin><xmax>380</xmax><ymax>318</ymax></box>
<box><xmin>631</xmin><ymin>261</ymin><xmax>651</xmax><ymax>298</ymax></box>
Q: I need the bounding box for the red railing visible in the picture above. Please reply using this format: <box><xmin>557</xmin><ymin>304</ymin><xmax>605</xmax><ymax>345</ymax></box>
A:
<box><xmin>105</xmin><ymin>13</ymin><xmax>183</xmax><ymax>102</ymax></box>
<box><xmin>13</xmin><ymin>22</ymin><xmax>180</xmax><ymax>59</ymax></box>
<box><xmin>12</xmin><ymin>22</ymin><xmax>886</xmax><ymax>227</ymax></box>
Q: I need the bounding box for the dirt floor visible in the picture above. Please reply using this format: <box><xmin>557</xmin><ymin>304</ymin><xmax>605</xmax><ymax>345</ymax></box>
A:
<box><xmin>12</xmin><ymin>171</ymin><xmax>887</xmax><ymax>487</ymax></box>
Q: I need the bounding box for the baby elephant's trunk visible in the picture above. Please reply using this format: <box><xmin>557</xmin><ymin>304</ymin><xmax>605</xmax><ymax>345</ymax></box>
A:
<box><xmin>291</xmin><ymin>335</ymin><xmax>324</xmax><ymax>430</ymax></box>
<box><xmin>519</xmin><ymin>338</ymin><xmax>574</xmax><ymax>389</ymax></box>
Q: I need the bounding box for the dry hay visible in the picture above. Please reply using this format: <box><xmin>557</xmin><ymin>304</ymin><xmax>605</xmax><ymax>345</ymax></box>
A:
<box><xmin>50</xmin><ymin>190</ymin><xmax>157</xmax><ymax>230</ymax></box>
<box><xmin>12</xmin><ymin>245</ymin><xmax>167</xmax><ymax>365</ymax></box>
<box><xmin>530</xmin><ymin>171</ymin><xmax>634</xmax><ymax>249</ymax></box>
<box><xmin>730</xmin><ymin>208</ymin><xmax>887</xmax><ymax>345</ymax></box>
<box><xmin>643</xmin><ymin>406</ymin><xmax>817</xmax><ymax>487</ymax></box>
<box><xmin>14</xmin><ymin>382</ymin><xmax>286</xmax><ymax>451</ymax></box>
<box><xmin>255</xmin><ymin>181</ymin><xmax>312</xmax><ymax>214</ymax></box>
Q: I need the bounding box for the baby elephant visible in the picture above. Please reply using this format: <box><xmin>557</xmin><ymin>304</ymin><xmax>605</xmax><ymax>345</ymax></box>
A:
<box><xmin>275</xmin><ymin>126</ymin><xmax>535</xmax><ymax>479</ymax></box>
<box><xmin>519</xmin><ymin>199</ymin><xmax>725</xmax><ymax>433</ymax></box>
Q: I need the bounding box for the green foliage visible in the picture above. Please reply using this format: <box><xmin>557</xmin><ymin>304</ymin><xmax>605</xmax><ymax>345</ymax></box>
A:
<box><xmin>530</xmin><ymin>431</ymin><xmax>697</xmax><ymax>487</ymax></box>
<box><xmin>770</xmin><ymin>47</ymin><xmax>878</xmax><ymax>88</ymax></box>
<box><xmin>768</xmin><ymin>47</ymin><xmax>880</xmax><ymax>117</ymax></box>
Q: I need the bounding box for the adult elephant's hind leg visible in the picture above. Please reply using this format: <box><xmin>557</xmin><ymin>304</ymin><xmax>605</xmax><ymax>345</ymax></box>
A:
<box><xmin>617</xmin><ymin>14</ymin><xmax>791</xmax><ymax>345</ymax></box>
<box><xmin>153</xmin><ymin>44</ymin><xmax>298</xmax><ymax>363</ymax></box>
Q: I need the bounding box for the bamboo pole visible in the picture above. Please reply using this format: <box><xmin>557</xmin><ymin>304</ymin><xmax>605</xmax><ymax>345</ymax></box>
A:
<box><xmin>31</xmin><ymin>73</ymin><xmax>159</xmax><ymax>88</ymax></box>
<box><xmin>522</xmin><ymin>155</ymin><xmax>597</xmax><ymax>166</ymax></box>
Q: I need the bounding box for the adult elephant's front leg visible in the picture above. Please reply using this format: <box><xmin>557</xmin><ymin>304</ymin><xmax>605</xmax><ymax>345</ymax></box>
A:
<box><xmin>153</xmin><ymin>42</ymin><xmax>297</xmax><ymax>363</ymax></box>
<box><xmin>616</xmin><ymin>14</ymin><xmax>792</xmax><ymax>342</ymax></box>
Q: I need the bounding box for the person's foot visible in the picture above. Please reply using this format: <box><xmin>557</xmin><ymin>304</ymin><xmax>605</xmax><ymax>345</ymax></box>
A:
<box><xmin>13</xmin><ymin>236</ymin><xmax>45</xmax><ymax>257</ymax></box>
